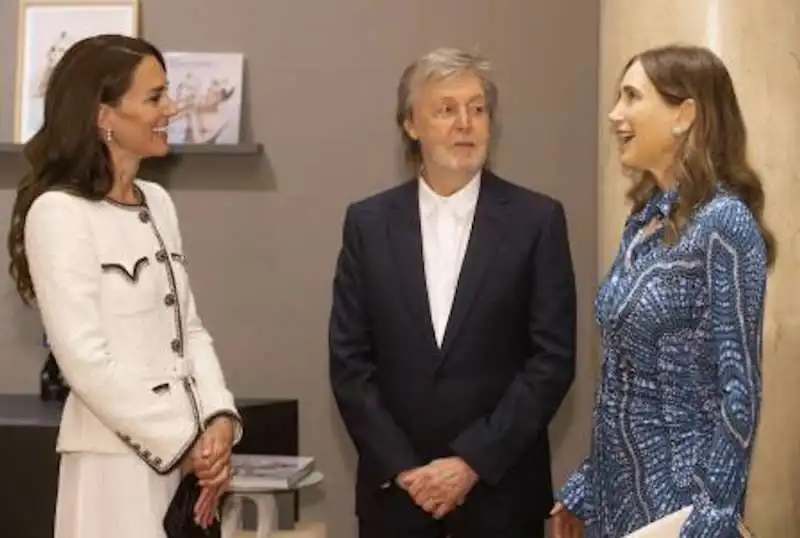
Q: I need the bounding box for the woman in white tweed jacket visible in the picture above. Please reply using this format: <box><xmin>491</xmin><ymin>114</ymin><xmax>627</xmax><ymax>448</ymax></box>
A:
<box><xmin>7</xmin><ymin>35</ymin><xmax>242</xmax><ymax>538</ymax></box>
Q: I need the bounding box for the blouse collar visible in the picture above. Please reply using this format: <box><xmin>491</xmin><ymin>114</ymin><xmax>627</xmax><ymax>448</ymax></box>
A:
<box><xmin>629</xmin><ymin>187</ymin><xmax>679</xmax><ymax>226</ymax></box>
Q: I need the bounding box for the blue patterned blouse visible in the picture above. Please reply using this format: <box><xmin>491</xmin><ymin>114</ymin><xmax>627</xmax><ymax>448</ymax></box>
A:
<box><xmin>556</xmin><ymin>187</ymin><xmax>767</xmax><ymax>537</ymax></box>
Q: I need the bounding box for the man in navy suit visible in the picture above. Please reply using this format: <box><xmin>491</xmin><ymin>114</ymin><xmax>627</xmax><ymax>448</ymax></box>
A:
<box><xmin>329</xmin><ymin>47</ymin><xmax>577</xmax><ymax>538</ymax></box>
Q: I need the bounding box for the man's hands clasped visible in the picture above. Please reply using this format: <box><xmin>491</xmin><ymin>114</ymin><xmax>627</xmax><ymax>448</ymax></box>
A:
<box><xmin>182</xmin><ymin>416</ymin><xmax>236</xmax><ymax>528</ymax></box>
<box><xmin>396</xmin><ymin>457</ymin><xmax>478</xmax><ymax>520</ymax></box>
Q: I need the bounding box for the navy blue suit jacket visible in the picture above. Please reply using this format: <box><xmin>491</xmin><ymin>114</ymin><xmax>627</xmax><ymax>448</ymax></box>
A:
<box><xmin>329</xmin><ymin>170</ymin><xmax>577</xmax><ymax>528</ymax></box>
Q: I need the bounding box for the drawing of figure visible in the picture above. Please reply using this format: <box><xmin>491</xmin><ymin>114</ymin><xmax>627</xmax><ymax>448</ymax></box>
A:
<box><xmin>198</xmin><ymin>78</ymin><xmax>235</xmax><ymax>113</ymax></box>
<box><xmin>192</xmin><ymin>77</ymin><xmax>236</xmax><ymax>143</ymax></box>
<box><xmin>170</xmin><ymin>74</ymin><xmax>236</xmax><ymax>144</ymax></box>
<box><xmin>32</xmin><ymin>31</ymin><xmax>71</xmax><ymax>98</ymax></box>
<box><xmin>170</xmin><ymin>71</ymin><xmax>201</xmax><ymax>143</ymax></box>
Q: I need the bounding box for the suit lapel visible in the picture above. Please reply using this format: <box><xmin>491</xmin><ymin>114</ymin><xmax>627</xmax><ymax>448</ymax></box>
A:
<box><xmin>440</xmin><ymin>173</ymin><xmax>508</xmax><ymax>358</ymax></box>
<box><xmin>385</xmin><ymin>173</ymin><xmax>510</xmax><ymax>362</ymax></box>
<box><xmin>386</xmin><ymin>181</ymin><xmax>439</xmax><ymax>351</ymax></box>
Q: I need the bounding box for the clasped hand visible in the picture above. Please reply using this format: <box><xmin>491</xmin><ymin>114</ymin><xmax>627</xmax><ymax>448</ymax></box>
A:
<box><xmin>181</xmin><ymin>416</ymin><xmax>235</xmax><ymax>528</ymax></box>
<box><xmin>397</xmin><ymin>457</ymin><xmax>478</xmax><ymax>520</ymax></box>
<box><xmin>549</xmin><ymin>502</ymin><xmax>584</xmax><ymax>538</ymax></box>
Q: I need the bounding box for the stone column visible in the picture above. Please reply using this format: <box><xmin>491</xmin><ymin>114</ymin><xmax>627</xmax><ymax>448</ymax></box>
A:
<box><xmin>599</xmin><ymin>1</ymin><xmax>800</xmax><ymax>535</ymax></box>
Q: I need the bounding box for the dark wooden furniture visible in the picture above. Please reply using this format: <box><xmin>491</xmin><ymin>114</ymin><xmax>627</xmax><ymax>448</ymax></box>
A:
<box><xmin>0</xmin><ymin>394</ymin><xmax>298</xmax><ymax>538</ymax></box>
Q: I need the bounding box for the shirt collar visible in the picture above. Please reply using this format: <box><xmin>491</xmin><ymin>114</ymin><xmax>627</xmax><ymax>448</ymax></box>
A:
<box><xmin>653</xmin><ymin>187</ymin><xmax>678</xmax><ymax>217</ymax></box>
<box><xmin>418</xmin><ymin>171</ymin><xmax>482</xmax><ymax>219</ymax></box>
<box><xmin>629</xmin><ymin>187</ymin><xmax>679</xmax><ymax>225</ymax></box>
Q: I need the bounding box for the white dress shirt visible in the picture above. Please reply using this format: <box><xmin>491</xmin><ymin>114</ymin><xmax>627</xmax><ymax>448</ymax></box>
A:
<box><xmin>419</xmin><ymin>173</ymin><xmax>481</xmax><ymax>347</ymax></box>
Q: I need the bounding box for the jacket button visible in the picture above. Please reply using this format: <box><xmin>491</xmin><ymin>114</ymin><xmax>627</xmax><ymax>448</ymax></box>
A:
<box><xmin>155</xmin><ymin>249</ymin><xmax>167</xmax><ymax>263</ymax></box>
<box><xmin>164</xmin><ymin>293</ymin><xmax>176</xmax><ymax>307</ymax></box>
<box><xmin>171</xmin><ymin>339</ymin><xmax>182</xmax><ymax>353</ymax></box>
<box><xmin>138</xmin><ymin>210</ymin><xmax>150</xmax><ymax>223</ymax></box>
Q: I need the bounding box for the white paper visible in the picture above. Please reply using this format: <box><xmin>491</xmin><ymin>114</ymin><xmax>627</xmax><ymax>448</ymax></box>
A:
<box><xmin>624</xmin><ymin>507</ymin><xmax>692</xmax><ymax>538</ymax></box>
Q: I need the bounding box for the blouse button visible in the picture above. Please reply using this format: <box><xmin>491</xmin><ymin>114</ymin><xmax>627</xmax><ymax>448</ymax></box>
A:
<box><xmin>138</xmin><ymin>210</ymin><xmax>150</xmax><ymax>223</ymax></box>
<box><xmin>164</xmin><ymin>293</ymin><xmax>176</xmax><ymax>307</ymax></box>
<box><xmin>170</xmin><ymin>339</ymin><xmax>182</xmax><ymax>354</ymax></box>
<box><xmin>155</xmin><ymin>249</ymin><xmax>167</xmax><ymax>263</ymax></box>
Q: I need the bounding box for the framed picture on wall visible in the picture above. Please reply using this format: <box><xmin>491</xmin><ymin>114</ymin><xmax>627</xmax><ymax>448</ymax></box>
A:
<box><xmin>14</xmin><ymin>0</ymin><xmax>140</xmax><ymax>143</ymax></box>
<box><xmin>163</xmin><ymin>52</ymin><xmax>245</xmax><ymax>145</ymax></box>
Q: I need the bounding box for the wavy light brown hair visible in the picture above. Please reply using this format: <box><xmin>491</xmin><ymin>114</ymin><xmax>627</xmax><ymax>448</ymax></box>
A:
<box><xmin>7</xmin><ymin>34</ymin><xmax>165</xmax><ymax>305</ymax></box>
<box><xmin>623</xmin><ymin>44</ymin><xmax>776</xmax><ymax>268</ymax></box>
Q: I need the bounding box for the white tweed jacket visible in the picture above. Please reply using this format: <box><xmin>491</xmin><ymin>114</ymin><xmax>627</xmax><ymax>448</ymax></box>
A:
<box><xmin>24</xmin><ymin>179</ymin><xmax>242</xmax><ymax>474</ymax></box>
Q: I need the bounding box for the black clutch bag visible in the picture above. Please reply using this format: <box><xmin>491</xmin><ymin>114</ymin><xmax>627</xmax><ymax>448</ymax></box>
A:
<box><xmin>40</xmin><ymin>351</ymin><xmax>70</xmax><ymax>403</ymax></box>
<box><xmin>163</xmin><ymin>473</ymin><xmax>221</xmax><ymax>538</ymax></box>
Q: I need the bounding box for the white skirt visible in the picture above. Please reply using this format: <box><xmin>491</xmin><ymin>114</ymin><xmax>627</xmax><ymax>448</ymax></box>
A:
<box><xmin>54</xmin><ymin>452</ymin><xmax>181</xmax><ymax>538</ymax></box>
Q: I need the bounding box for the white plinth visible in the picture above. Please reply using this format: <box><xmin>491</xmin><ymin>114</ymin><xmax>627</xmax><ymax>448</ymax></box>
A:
<box><xmin>221</xmin><ymin>471</ymin><xmax>324</xmax><ymax>538</ymax></box>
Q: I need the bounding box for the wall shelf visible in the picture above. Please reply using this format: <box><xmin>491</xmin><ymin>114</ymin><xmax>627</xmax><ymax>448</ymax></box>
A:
<box><xmin>0</xmin><ymin>142</ymin><xmax>263</xmax><ymax>156</ymax></box>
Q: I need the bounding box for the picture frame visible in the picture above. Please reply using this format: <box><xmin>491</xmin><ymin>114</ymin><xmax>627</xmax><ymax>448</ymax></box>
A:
<box><xmin>163</xmin><ymin>52</ymin><xmax>245</xmax><ymax>145</ymax></box>
<box><xmin>14</xmin><ymin>0</ymin><xmax>140</xmax><ymax>143</ymax></box>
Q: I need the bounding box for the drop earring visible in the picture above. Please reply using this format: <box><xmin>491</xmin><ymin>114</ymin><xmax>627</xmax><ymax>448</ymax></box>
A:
<box><xmin>104</xmin><ymin>128</ymin><xmax>113</xmax><ymax>142</ymax></box>
<box><xmin>671</xmin><ymin>126</ymin><xmax>684</xmax><ymax>137</ymax></box>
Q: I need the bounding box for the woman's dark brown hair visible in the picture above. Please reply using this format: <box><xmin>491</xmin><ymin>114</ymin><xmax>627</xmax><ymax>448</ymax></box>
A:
<box><xmin>8</xmin><ymin>34</ymin><xmax>165</xmax><ymax>305</ymax></box>
<box><xmin>623</xmin><ymin>44</ymin><xmax>776</xmax><ymax>268</ymax></box>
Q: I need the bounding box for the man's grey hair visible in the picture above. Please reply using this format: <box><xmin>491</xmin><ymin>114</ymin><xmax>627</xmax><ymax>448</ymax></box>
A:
<box><xmin>395</xmin><ymin>47</ymin><xmax>498</xmax><ymax>171</ymax></box>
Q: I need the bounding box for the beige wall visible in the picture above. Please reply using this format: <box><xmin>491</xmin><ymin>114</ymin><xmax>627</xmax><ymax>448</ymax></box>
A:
<box><xmin>0</xmin><ymin>2</ymin><xmax>601</xmax><ymax>537</ymax></box>
<box><xmin>600</xmin><ymin>1</ymin><xmax>800</xmax><ymax>535</ymax></box>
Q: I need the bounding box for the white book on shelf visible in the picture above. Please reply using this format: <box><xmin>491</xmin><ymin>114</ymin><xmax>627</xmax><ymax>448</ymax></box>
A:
<box><xmin>230</xmin><ymin>454</ymin><xmax>315</xmax><ymax>491</ymax></box>
<box><xmin>162</xmin><ymin>52</ymin><xmax>245</xmax><ymax>145</ymax></box>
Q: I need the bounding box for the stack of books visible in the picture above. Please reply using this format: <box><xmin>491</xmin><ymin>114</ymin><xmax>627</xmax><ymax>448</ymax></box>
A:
<box><xmin>230</xmin><ymin>454</ymin><xmax>315</xmax><ymax>491</ymax></box>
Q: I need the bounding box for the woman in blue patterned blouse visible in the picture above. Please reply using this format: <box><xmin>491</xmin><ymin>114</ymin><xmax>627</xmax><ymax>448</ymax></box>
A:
<box><xmin>550</xmin><ymin>45</ymin><xmax>775</xmax><ymax>538</ymax></box>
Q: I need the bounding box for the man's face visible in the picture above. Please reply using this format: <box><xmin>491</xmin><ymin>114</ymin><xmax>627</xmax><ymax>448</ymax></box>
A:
<box><xmin>403</xmin><ymin>70</ymin><xmax>490</xmax><ymax>176</ymax></box>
